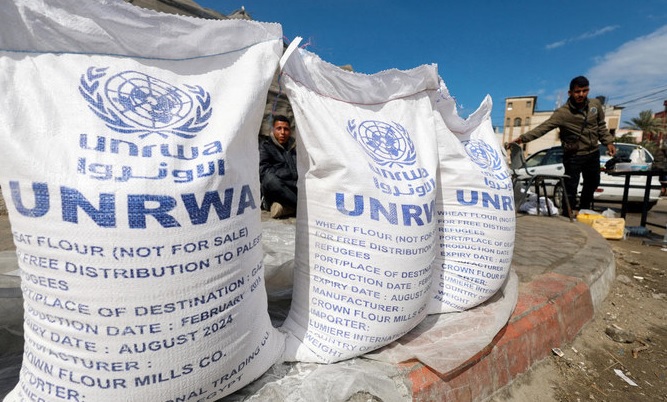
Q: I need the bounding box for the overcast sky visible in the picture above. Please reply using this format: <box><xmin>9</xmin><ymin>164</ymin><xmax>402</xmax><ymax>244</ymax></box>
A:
<box><xmin>200</xmin><ymin>0</ymin><xmax>667</xmax><ymax>129</ymax></box>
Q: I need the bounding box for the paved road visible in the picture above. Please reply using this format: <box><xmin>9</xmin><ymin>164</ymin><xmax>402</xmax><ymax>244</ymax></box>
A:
<box><xmin>0</xmin><ymin>215</ymin><xmax>11</xmax><ymax>252</ymax></box>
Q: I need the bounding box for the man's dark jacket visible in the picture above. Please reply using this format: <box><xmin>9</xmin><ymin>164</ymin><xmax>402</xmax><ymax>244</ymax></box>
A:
<box><xmin>259</xmin><ymin>134</ymin><xmax>297</xmax><ymax>203</ymax></box>
<box><xmin>519</xmin><ymin>97</ymin><xmax>614</xmax><ymax>156</ymax></box>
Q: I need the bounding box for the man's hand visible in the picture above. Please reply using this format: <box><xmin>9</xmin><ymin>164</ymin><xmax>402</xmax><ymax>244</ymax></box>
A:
<box><xmin>607</xmin><ymin>143</ymin><xmax>616</xmax><ymax>157</ymax></box>
<box><xmin>504</xmin><ymin>137</ymin><xmax>522</xmax><ymax>150</ymax></box>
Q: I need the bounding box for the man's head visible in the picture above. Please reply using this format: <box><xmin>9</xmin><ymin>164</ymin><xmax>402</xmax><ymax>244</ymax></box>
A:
<box><xmin>568</xmin><ymin>76</ymin><xmax>590</xmax><ymax>107</ymax></box>
<box><xmin>272</xmin><ymin>115</ymin><xmax>291</xmax><ymax>146</ymax></box>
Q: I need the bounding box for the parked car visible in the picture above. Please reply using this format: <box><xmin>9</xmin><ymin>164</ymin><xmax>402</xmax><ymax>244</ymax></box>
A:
<box><xmin>520</xmin><ymin>143</ymin><xmax>661</xmax><ymax>210</ymax></box>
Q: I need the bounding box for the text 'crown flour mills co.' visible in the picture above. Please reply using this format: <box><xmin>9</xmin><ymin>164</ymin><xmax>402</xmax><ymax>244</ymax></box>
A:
<box><xmin>428</xmin><ymin>81</ymin><xmax>515</xmax><ymax>314</ymax></box>
<box><xmin>0</xmin><ymin>1</ymin><xmax>285</xmax><ymax>400</ymax></box>
<box><xmin>279</xmin><ymin>45</ymin><xmax>440</xmax><ymax>363</ymax></box>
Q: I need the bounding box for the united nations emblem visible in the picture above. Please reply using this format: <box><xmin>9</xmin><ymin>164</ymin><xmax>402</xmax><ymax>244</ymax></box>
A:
<box><xmin>464</xmin><ymin>140</ymin><xmax>507</xmax><ymax>180</ymax></box>
<box><xmin>79</xmin><ymin>67</ymin><xmax>212</xmax><ymax>138</ymax></box>
<box><xmin>347</xmin><ymin>119</ymin><xmax>416</xmax><ymax>167</ymax></box>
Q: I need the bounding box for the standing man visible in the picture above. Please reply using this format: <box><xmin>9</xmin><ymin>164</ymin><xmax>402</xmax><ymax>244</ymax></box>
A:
<box><xmin>511</xmin><ymin>76</ymin><xmax>616</xmax><ymax>215</ymax></box>
<box><xmin>259</xmin><ymin>115</ymin><xmax>298</xmax><ymax>218</ymax></box>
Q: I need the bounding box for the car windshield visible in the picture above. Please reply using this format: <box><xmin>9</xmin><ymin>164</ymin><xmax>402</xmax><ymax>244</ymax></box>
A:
<box><xmin>525</xmin><ymin>148</ymin><xmax>564</xmax><ymax>167</ymax></box>
<box><xmin>525</xmin><ymin>150</ymin><xmax>547</xmax><ymax>167</ymax></box>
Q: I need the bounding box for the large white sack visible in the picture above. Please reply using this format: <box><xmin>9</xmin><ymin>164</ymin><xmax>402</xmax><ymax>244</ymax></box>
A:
<box><xmin>0</xmin><ymin>1</ymin><xmax>285</xmax><ymax>401</ymax></box>
<box><xmin>427</xmin><ymin>83</ymin><xmax>515</xmax><ymax>313</ymax></box>
<box><xmin>279</xmin><ymin>47</ymin><xmax>439</xmax><ymax>363</ymax></box>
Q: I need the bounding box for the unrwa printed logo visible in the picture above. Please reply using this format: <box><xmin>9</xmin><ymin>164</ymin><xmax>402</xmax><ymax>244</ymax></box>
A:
<box><xmin>347</xmin><ymin>119</ymin><xmax>416</xmax><ymax>167</ymax></box>
<box><xmin>79</xmin><ymin>67</ymin><xmax>212</xmax><ymax>139</ymax></box>
<box><xmin>464</xmin><ymin>140</ymin><xmax>509</xmax><ymax>183</ymax></box>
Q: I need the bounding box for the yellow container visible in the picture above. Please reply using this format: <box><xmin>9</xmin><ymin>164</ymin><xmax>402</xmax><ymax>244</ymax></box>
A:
<box><xmin>592</xmin><ymin>218</ymin><xmax>626</xmax><ymax>240</ymax></box>
<box><xmin>576</xmin><ymin>213</ymin><xmax>605</xmax><ymax>226</ymax></box>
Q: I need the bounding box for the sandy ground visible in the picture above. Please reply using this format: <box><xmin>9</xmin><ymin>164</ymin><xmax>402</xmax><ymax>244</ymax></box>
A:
<box><xmin>488</xmin><ymin>199</ymin><xmax>667</xmax><ymax>402</ymax></box>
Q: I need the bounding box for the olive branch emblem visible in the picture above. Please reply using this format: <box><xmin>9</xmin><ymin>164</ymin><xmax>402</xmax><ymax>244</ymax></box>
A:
<box><xmin>347</xmin><ymin>119</ymin><xmax>417</xmax><ymax>167</ymax></box>
<box><xmin>79</xmin><ymin>67</ymin><xmax>212</xmax><ymax>139</ymax></box>
<box><xmin>464</xmin><ymin>140</ymin><xmax>511</xmax><ymax>182</ymax></box>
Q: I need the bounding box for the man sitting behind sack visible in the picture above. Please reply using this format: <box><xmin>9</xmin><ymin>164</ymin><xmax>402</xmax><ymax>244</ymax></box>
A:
<box><xmin>259</xmin><ymin>115</ymin><xmax>298</xmax><ymax>219</ymax></box>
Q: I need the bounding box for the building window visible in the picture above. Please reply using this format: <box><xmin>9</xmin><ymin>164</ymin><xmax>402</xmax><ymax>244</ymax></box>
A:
<box><xmin>525</xmin><ymin>117</ymin><xmax>531</xmax><ymax>127</ymax></box>
<box><xmin>507</xmin><ymin>102</ymin><xmax>513</xmax><ymax>110</ymax></box>
<box><xmin>514</xmin><ymin>117</ymin><xmax>522</xmax><ymax>127</ymax></box>
<box><xmin>506</xmin><ymin>118</ymin><xmax>510</xmax><ymax>127</ymax></box>
<box><xmin>526</xmin><ymin>100</ymin><xmax>531</xmax><ymax>108</ymax></box>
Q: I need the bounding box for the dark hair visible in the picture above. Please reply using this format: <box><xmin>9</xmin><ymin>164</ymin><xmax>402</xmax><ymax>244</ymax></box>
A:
<box><xmin>569</xmin><ymin>76</ymin><xmax>589</xmax><ymax>90</ymax></box>
<box><xmin>272</xmin><ymin>114</ymin><xmax>290</xmax><ymax>126</ymax></box>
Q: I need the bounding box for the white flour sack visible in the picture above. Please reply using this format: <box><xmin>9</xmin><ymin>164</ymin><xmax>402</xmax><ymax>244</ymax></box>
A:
<box><xmin>427</xmin><ymin>83</ymin><xmax>515</xmax><ymax>314</ymax></box>
<box><xmin>0</xmin><ymin>1</ymin><xmax>285</xmax><ymax>401</ymax></box>
<box><xmin>279</xmin><ymin>47</ymin><xmax>440</xmax><ymax>363</ymax></box>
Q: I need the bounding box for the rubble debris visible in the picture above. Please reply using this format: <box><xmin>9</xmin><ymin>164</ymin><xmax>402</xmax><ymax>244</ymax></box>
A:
<box><xmin>613</xmin><ymin>369</ymin><xmax>638</xmax><ymax>386</ymax></box>
<box><xmin>616</xmin><ymin>274</ymin><xmax>632</xmax><ymax>284</ymax></box>
<box><xmin>605</xmin><ymin>325</ymin><xmax>636</xmax><ymax>343</ymax></box>
<box><xmin>632</xmin><ymin>341</ymin><xmax>649</xmax><ymax>358</ymax></box>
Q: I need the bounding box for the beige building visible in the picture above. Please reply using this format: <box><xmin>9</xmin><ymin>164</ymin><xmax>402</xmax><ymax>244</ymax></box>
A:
<box><xmin>502</xmin><ymin>95</ymin><xmax>623</xmax><ymax>156</ymax></box>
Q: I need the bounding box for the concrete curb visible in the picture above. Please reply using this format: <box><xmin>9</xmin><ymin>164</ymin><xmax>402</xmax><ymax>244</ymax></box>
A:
<box><xmin>394</xmin><ymin>218</ymin><xmax>617</xmax><ymax>402</ymax></box>
<box><xmin>400</xmin><ymin>262</ymin><xmax>613</xmax><ymax>401</ymax></box>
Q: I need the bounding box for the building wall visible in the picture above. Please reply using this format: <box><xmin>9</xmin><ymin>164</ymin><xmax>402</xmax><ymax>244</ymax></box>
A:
<box><xmin>502</xmin><ymin>96</ymin><xmax>535</xmax><ymax>145</ymax></box>
<box><xmin>503</xmin><ymin>96</ymin><xmax>623</xmax><ymax>156</ymax></box>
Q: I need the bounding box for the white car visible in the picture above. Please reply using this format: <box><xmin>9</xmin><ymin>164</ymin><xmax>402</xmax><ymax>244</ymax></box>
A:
<box><xmin>522</xmin><ymin>143</ymin><xmax>662</xmax><ymax>211</ymax></box>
